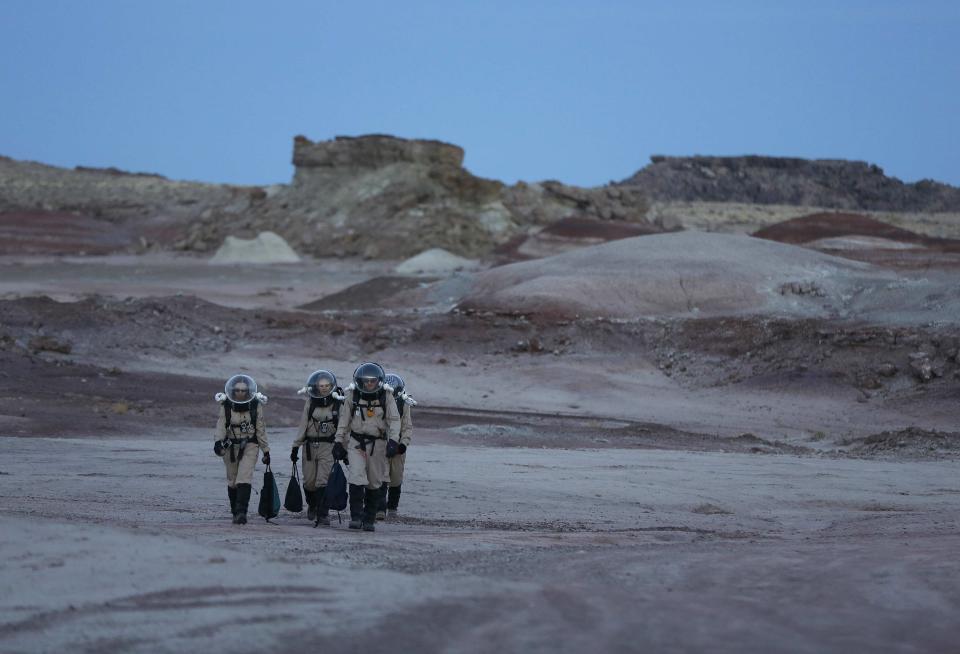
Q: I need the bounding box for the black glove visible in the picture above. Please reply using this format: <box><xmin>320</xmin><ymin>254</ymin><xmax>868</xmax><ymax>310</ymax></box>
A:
<box><xmin>262</xmin><ymin>452</ymin><xmax>271</xmax><ymax>465</ymax></box>
<box><xmin>397</xmin><ymin>443</ymin><xmax>407</xmax><ymax>455</ymax></box>
<box><xmin>385</xmin><ymin>439</ymin><xmax>399</xmax><ymax>459</ymax></box>
<box><xmin>214</xmin><ymin>441</ymin><xmax>225</xmax><ymax>456</ymax></box>
<box><xmin>290</xmin><ymin>447</ymin><xmax>299</xmax><ymax>463</ymax></box>
<box><xmin>332</xmin><ymin>442</ymin><xmax>347</xmax><ymax>461</ymax></box>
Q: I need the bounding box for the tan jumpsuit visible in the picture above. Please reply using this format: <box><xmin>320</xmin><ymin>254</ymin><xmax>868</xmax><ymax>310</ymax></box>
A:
<box><xmin>291</xmin><ymin>398</ymin><xmax>338</xmax><ymax>491</ymax></box>
<box><xmin>388</xmin><ymin>402</ymin><xmax>414</xmax><ymax>487</ymax></box>
<box><xmin>335</xmin><ymin>386</ymin><xmax>401</xmax><ymax>490</ymax></box>
<box><xmin>215</xmin><ymin>402</ymin><xmax>268</xmax><ymax>487</ymax></box>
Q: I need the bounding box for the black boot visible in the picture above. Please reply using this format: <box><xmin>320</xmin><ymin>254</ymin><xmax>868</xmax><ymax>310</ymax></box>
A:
<box><xmin>348</xmin><ymin>484</ymin><xmax>364</xmax><ymax>529</ymax></box>
<box><xmin>315</xmin><ymin>486</ymin><xmax>330</xmax><ymax>526</ymax></box>
<box><xmin>376</xmin><ymin>482</ymin><xmax>388</xmax><ymax>520</ymax></box>
<box><xmin>304</xmin><ymin>484</ymin><xmax>317</xmax><ymax>521</ymax></box>
<box><xmin>362</xmin><ymin>487</ymin><xmax>381</xmax><ymax>531</ymax></box>
<box><xmin>228</xmin><ymin>486</ymin><xmax>238</xmax><ymax>518</ymax></box>
<box><xmin>235</xmin><ymin>483</ymin><xmax>251</xmax><ymax>525</ymax></box>
<box><xmin>387</xmin><ymin>485</ymin><xmax>402</xmax><ymax>514</ymax></box>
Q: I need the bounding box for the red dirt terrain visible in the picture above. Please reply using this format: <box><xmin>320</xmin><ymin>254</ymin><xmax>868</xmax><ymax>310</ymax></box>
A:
<box><xmin>0</xmin><ymin>211</ymin><xmax>135</xmax><ymax>255</ymax></box>
<box><xmin>494</xmin><ymin>216</ymin><xmax>663</xmax><ymax>262</ymax></box>
<box><xmin>753</xmin><ymin>212</ymin><xmax>960</xmax><ymax>268</ymax></box>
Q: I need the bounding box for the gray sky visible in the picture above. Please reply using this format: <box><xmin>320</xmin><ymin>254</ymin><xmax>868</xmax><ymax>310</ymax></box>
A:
<box><xmin>1</xmin><ymin>1</ymin><xmax>958</xmax><ymax>187</ymax></box>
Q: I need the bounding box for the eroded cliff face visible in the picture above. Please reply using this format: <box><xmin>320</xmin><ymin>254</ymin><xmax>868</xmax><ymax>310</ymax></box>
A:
<box><xmin>251</xmin><ymin>134</ymin><xmax>512</xmax><ymax>259</ymax></box>
<box><xmin>621</xmin><ymin>155</ymin><xmax>960</xmax><ymax>212</ymax></box>
<box><xmin>0</xmin><ymin>135</ymin><xmax>652</xmax><ymax>258</ymax></box>
<box><xmin>237</xmin><ymin>134</ymin><xmax>650</xmax><ymax>258</ymax></box>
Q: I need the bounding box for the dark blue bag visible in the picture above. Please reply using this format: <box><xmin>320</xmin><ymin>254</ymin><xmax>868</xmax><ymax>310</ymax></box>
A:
<box><xmin>284</xmin><ymin>464</ymin><xmax>304</xmax><ymax>513</ymax></box>
<box><xmin>258</xmin><ymin>465</ymin><xmax>281</xmax><ymax>521</ymax></box>
<box><xmin>325</xmin><ymin>461</ymin><xmax>348</xmax><ymax>511</ymax></box>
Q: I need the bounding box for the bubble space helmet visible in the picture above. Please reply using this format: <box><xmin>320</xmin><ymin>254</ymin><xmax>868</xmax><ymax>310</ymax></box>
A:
<box><xmin>353</xmin><ymin>362</ymin><xmax>385</xmax><ymax>397</ymax></box>
<box><xmin>306</xmin><ymin>369</ymin><xmax>337</xmax><ymax>399</ymax></box>
<box><xmin>225</xmin><ymin>374</ymin><xmax>258</xmax><ymax>405</ymax></box>
<box><xmin>385</xmin><ymin>373</ymin><xmax>404</xmax><ymax>396</ymax></box>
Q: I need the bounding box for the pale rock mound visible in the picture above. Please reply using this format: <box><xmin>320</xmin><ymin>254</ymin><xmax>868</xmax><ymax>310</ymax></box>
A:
<box><xmin>456</xmin><ymin>231</ymin><xmax>898</xmax><ymax>319</ymax></box>
<box><xmin>210</xmin><ymin>231</ymin><xmax>300</xmax><ymax>264</ymax></box>
<box><xmin>396</xmin><ymin>248</ymin><xmax>480</xmax><ymax>275</ymax></box>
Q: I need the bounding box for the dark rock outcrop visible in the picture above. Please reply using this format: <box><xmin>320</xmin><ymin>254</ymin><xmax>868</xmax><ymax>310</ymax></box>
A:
<box><xmin>292</xmin><ymin>134</ymin><xmax>464</xmax><ymax>170</ymax></box>
<box><xmin>621</xmin><ymin>155</ymin><xmax>960</xmax><ymax>212</ymax></box>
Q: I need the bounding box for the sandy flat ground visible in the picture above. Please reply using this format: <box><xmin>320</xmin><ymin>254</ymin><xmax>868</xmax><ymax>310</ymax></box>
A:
<box><xmin>1</xmin><ymin>435</ymin><xmax>958</xmax><ymax>653</ymax></box>
<box><xmin>0</xmin><ymin>254</ymin><xmax>395</xmax><ymax>310</ymax></box>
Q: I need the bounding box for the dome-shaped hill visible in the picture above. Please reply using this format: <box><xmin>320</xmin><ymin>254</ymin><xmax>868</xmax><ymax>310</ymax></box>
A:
<box><xmin>753</xmin><ymin>212</ymin><xmax>960</xmax><ymax>255</ymax></box>
<box><xmin>753</xmin><ymin>212</ymin><xmax>927</xmax><ymax>245</ymax></box>
<box><xmin>456</xmin><ymin>231</ymin><xmax>892</xmax><ymax>320</ymax></box>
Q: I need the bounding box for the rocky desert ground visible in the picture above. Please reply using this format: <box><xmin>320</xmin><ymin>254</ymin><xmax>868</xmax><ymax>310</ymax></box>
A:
<box><xmin>1</xmin><ymin>136</ymin><xmax>959</xmax><ymax>653</ymax></box>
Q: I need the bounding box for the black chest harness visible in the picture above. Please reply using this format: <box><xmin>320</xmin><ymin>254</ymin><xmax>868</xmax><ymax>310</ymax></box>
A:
<box><xmin>350</xmin><ymin>388</ymin><xmax>389</xmax><ymax>455</ymax></box>
<box><xmin>303</xmin><ymin>395</ymin><xmax>342</xmax><ymax>460</ymax></box>
<box><xmin>222</xmin><ymin>400</ymin><xmax>259</xmax><ymax>462</ymax></box>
